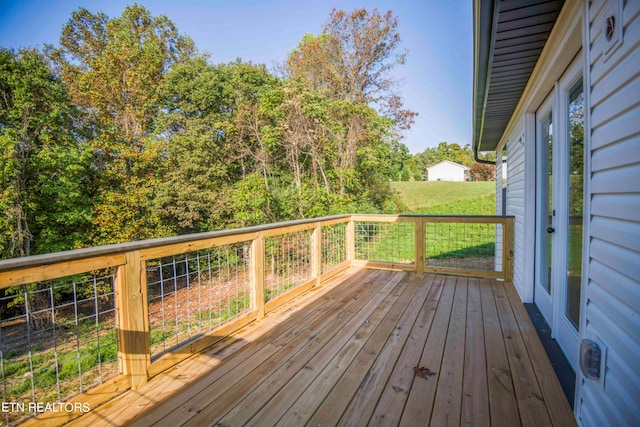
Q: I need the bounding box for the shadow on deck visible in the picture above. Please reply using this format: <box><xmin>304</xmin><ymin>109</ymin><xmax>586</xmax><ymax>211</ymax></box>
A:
<box><xmin>66</xmin><ymin>267</ymin><xmax>575</xmax><ymax>426</ymax></box>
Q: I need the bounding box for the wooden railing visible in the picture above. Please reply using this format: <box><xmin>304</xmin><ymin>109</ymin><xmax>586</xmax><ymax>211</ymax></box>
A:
<box><xmin>0</xmin><ymin>214</ymin><xmax>513</xmax><ymax>425</ymax></box>
<box><xmin>351</xmin><ymin>214</ymin><xmax>514</xmax><ymax>280</ymax></box>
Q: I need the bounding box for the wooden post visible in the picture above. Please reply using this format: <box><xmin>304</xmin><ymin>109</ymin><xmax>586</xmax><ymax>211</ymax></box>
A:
<box><xmin>414</xmin><ymin>218</ymin><xmax>426</xmax><ymax>275</ymax></box>
<box><xmin>503</xmin><ymin>217</ymin><xmax>515</xmax><ymax>281</ymax></box>
<box><xmin>251</xmin><ymin>234</ymin><xmax>265</xmax><ymax>320</ymax></box>
<box><xmin>115</xmin><ymin>250</ymin><xmax>150</xmax><ymax>390</ymax></box>
<box><xmin>346</xmin><ymin>217</ymin><xmax>355</xmax><ymax>266</ymax></box>
<box><xmin>311</xmin><ymin>223</ymin><xmax>322</xmax><ymax>285</ymax></box>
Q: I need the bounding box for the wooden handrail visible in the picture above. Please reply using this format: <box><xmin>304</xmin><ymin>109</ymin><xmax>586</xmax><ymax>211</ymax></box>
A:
<box><xmin>0</xmin><ymin>215</ymin><xmax>352</xmax><ymax>278</ymax></box>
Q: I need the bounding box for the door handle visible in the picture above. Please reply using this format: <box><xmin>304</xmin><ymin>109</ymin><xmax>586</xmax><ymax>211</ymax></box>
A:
<box><xmin>547</xmin><ymin>227</ymin><xmax>555</xmax><ymax>234</ymax></box>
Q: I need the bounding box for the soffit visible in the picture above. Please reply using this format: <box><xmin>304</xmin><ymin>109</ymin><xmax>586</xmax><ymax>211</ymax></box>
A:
<box><xmin>473</xmin><ymin>0</ymin><xmax>565</xmax><ymax>153</ymax></box>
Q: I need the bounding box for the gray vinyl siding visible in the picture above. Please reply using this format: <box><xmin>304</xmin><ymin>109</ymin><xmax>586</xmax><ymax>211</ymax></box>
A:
<box><xmin>495</xmin><ymin>157</ymin><xmax>504</xmax><ymax>273</ymax></box>
<box><xmin>496</xmin><ymin>157</ymin><xmax>503</xmax><ymax>215</ymax></box>
<box><xmin>504</xmin><ymin>124</ymin><xmax>527</xmax><ymax>299</ymax></box>
<box><xmin>580</xmin><ymin>0</ymin><xmax>640</xmax><ymax>424</ymax></box>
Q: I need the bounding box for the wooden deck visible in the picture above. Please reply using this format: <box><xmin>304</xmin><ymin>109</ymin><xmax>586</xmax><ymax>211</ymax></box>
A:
<box><xmin>69</xmin><ymin>268</ymin><xmax>576</xmax><ymax>427</ymax></box>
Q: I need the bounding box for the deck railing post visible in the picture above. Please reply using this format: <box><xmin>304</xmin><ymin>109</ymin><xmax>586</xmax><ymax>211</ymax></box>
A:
<box><xmin>503</xmin><ymin>217</ymin><xmax>515</xmax><ymax>281</ymax></box>
<box><xmin>414</xmin><ymin>218</ymin><xmax>426</xmax><ymax>275</ymax></box>
<box><xmin>114</xmin><ymin>250</ymin><xmax>150</xmax><ymax>390</ymax></box>
<box><xmin>346</xmin><ymin>216</ymin><xmax>355</xmax><ymax>266</ymax></box>
<box><xmin>251</xmin><ymin>233</ymin><xmax>266</xmax><ymax>320</ymax></box>
<box><xmin>311</xmin><ymin>223</ymin><xmax>322</xmax><ymax>285</ymax></box>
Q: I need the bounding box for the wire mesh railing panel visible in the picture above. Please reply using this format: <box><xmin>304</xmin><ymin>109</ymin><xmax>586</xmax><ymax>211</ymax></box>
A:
<box><xmin>425</xmin><ymin>222</ymin><xmax>500</xmax><ymax>272</ymax></box>
<box><xmin>146</xmin><ymin>242</ymin><xmax>251</xmax><ymax>360</ymax></box>
<box><xmin>264</xmin><ymin>230</ymin><xmax>312</xmax><ymax>301</ymax></box>
<box><xmin>0</xmin><ymin>270</ymin><xmax>118</xmax><ymax>425</ymax></box>
<box><xmin>355</xmin><ymin>221</ymin><xmax>415</xmax><ymax>264</ymax></box>
<box><xmin>321</xmin><ymin>223</ymin><xmax>347</xmax><ymax>273</ymax></box>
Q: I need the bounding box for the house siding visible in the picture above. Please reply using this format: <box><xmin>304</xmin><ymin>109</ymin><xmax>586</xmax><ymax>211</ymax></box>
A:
<box><xmin>496</xmin><ymin>158</ymin><xmax>503</xmax><ymax>215</ymax></box>
<box><xmin>503</xmin><ymin>124</ymin><xmax>528</xmax><ymax>300</ymax></box>
<box><xmin>495</xmin><ymin>158</ymin><xmax>503</xmax><ymax>273</ymax></box>
<box><xmin>580</xmin><ymin>0</ymin><xmax>640</xmax><ymax>425</ymax></box>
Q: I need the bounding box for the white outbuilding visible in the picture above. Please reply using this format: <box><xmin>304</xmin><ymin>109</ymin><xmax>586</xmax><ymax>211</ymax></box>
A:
<box><xmin>426</xmin><ymin>160</ymin><xmax>469</xmax><ymax>182</ymax></box>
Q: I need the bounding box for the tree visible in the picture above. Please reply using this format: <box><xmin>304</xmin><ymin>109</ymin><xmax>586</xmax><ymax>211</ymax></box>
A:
<box><xmin>155</xmin><ymin>57</ymin><xmax>277</xmax><ymax>232</ymax></box>
<box><xmin>48</xmin><ymin>5</ymin><xmax>196</xmax><ymax>244</ymax></box>
<box><xmin>431</xmin><ymin>142</ymin><xmax>473</xmax><ymax>166</ymax></box>
<box><xmin>0</xmin><ymin>48</ymin><xmax>93</xmax><ymax>259</ymax></box>
<box><xmin>411</xmin><ymin>142</ymin><xmax>477</xmax><ymax>180</ymax></box>
<box><xmin>49</xmin><ymin>5</ymin><xmax>195</xmax><ymax>143</ymax></box>
<box><xmin>253</xmin><ymin>78</ymin><xmax>402</xmax><ymax>216</ymax></box>
<box><xmin>469</xmin><ymin>163</ymin><xmax>496</xmax><ymax>181</ymax></box>
<box><xmin>287</xmin><ymin>8</ymin><xmax>416</xmax><ymax>130</ymax></box>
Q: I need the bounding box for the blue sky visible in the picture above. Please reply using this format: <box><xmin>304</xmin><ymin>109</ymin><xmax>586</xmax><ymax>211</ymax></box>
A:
<box><xmin>0</xmin><ymin>0</ymin><xmax>472</xmax><ymax>153</ymax></box>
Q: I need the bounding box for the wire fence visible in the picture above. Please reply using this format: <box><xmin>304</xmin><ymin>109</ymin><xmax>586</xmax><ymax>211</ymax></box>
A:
<box><xmin>321</xmin><ymin>222</ymin><xmax>347</xmax><ymax>273</ymax></box>
<box><xmin>425</xmin><ymin>222</ymin><xmax>500</xmax><ymax>272</ymax></box>
<box><xmin>0</xmin><ymin>270</ymin><xmax>118</xmax><ymax>426</ymax></box>
<box><xmin>353</xmin><ymin>218</ymin><xmax>504</xmax><ymax>274</ymax></box>
<box><xmin>354</xmin><ymin>221</ymin><xmax>415</xmax><ymax>264</ymax></box>
<box><xmin>264</xmin><ymin>230</ymin><xmax>312</xmax><ymax>301</ymax></box>
<box><xmin>0</xmin><ymin>219</ymin><xmax>349</xmax><ymax>425</ymax></box>
<box><xmin>146</xmin><ymin>243</ymin><xmax>251</xmax><ymax>360</ymax></box>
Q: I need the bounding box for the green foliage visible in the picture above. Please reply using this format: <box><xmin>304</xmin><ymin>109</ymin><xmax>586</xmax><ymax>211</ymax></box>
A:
<box><xmin>154</xmin><ymin>58</ymin><xmax>278</xmax><ymax>233</ymax></box>
<box><xmin>230</xmin><ymin>172</ymin><xmax>277</xmax><ymax>227</ymax></box>
<box><xmin>0</xmin><ymin>48</ymin><xmax>93</xmax><ymax>258</ymax></box>
<box><xmin>1</xmin><ymin>6</ymin><xmax>416</xmax><ymax>259</ymax></box>
<box><xmin>47</xmin><ymin>4</ymin><xmax>196</xmax><ymax>245</ymax></box>
<box><xmin>469</xmin><ymin>162</ymin><xmax>496</xmax><ymax>181</ymax></box>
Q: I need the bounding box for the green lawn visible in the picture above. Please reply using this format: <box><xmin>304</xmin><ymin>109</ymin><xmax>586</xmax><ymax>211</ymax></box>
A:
<box><xmin>390</xmin><ymin>181</ymin><xmax>496</xmax><ymax>214</ymax></box>
<box><xmin>355</xmin><ymin>181</ymin><xmax>500</xmax><ymax>265</ymax></box>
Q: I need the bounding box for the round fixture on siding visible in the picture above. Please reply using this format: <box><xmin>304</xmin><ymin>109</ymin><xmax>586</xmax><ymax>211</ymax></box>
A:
<box><xmin>602</xmin><ymin>0</ymin><xmax>623</xmax><ymax>61</ymax></box>
<box><xmin>605</xmin><ymin>16</ymin><xmax>615</xmax><ymax>42</ymax></box>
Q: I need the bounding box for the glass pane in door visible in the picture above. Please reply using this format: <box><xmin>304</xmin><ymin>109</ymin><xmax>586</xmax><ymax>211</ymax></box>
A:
<box><xmin>540</xmin><ymin>112</ymin><xmax>553</xmax><ymax>293</ymax></box>
<box><xmin>566</xmin><ymin>78</ymin><xmax>584</xmax><ymax>329</ymax></box>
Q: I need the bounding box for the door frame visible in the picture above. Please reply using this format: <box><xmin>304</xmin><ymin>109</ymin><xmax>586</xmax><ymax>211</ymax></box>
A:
<box><xmin>553</xmin><ymin>53</ymin><xmax>584</xmax><ymax>370</ymax></box>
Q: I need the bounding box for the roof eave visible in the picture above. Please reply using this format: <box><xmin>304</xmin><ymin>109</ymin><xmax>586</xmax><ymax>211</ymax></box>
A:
<box><xmin>472</xmin><ymin>0</ymin><xmax>565</xmax><ymax>156</ymax></box>
<box><xmin>472</xmin><ymin>0</ymin><xmax>496</xmax><ymax>155</ymax></box>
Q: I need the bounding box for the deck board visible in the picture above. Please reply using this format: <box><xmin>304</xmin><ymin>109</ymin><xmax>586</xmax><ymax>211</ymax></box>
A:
<box><xmin>69</xmin><ymin>268</ymin><xmax>576</xmax><ymax>427</ymax></box>
<box><xmin>336</xmin><ymin>274</ymin><xmax>445</xmax><ymax>426</ymax></box>
<box><xmin>427</xmin><ymin>276</ymin><xmax>467</xmax><ymax>427</ymax></box>
<box><xmin>492</xmin><ymin>279</ymin><xmax>553</xmax><ymax>426</ymax></box>
<box><xmin>214</xmin><ymin>270</ymin><xmax>408</xmax><ymax>427</ymax></box>
<box><xmin>393</xmin><ymin>275</ymin><xmax>456</xmax><ymax>426</ymax></box>
<box><xmin>307</xmin><ymin>274</ymin><xmax>436</xmax><ymax>426</ymax></box>
<box><xmin>462</xmin><ymin>277</ymin><xmax>490</xmax><ymax>427</ymax></box>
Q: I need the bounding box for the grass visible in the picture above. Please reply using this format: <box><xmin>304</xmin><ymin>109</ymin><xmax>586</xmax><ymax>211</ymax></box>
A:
<box><xmin>359</xmin><ymin>181</ymin><xmax>499</xmax><ymax>265</ymax></box>
<box><xmin>390</xmin><ymin>181</ymin><xmax>495</xmax><ymax>214</ymax></box>
<box><xmin>2</xmin><ymin>319</ymin><xmax>119</xmax><ymax>404</ymax></box>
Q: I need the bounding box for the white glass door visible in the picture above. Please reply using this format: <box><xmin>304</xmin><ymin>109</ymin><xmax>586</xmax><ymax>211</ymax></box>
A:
<box><xmin>534</xmin><ymin>95</ymin><xmax>554</xmax><ymax>324</ymax></box>
<box><xmin>535</xmin><ymin>53</ymin><xmax>584</xmax><ymax>370</ymax></box>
